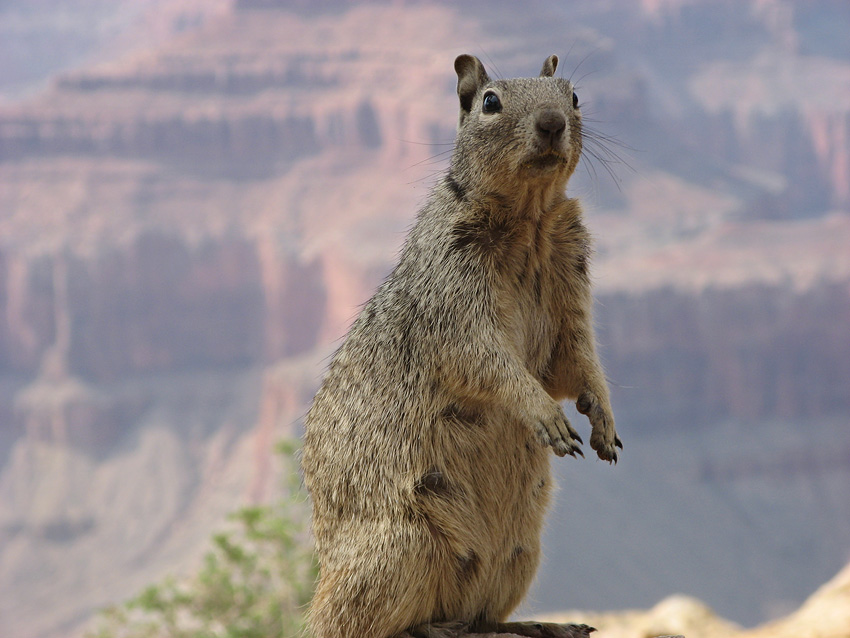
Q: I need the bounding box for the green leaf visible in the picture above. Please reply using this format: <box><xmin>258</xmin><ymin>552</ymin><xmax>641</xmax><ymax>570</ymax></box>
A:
<box><xmin>86</xmin><ymin>438</ymin><xmax>316</xmax><ymax>638</ymax></box>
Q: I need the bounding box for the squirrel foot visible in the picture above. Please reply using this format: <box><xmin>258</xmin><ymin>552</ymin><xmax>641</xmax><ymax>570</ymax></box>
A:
<box><xmin>529</xmin><ymin>399</ymin><xmax>585</xmax><ymax>458</ymax></box>
<box><xmin>576</xmin><ymin>391</ymin><xmax>621</xmax><ymax>463</ymax></box>
<box><xmin>400</xmin><ymin>621</ymin><xmax>469</xmax><ymax>638</ymax></box>
<box><xmin>470</xmin><ymin>620</ymin><xmax>595</xmax><ymax>637</ymax></box>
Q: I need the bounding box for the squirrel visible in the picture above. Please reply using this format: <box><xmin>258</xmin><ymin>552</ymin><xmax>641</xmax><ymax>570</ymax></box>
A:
<box><xmin>302</xmin><ymin>54</ymin><xmax>621</xmax><ymax>638</ymax></box>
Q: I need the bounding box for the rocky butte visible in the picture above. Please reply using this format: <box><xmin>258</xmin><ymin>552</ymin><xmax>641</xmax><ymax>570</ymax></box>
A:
<box><xmin>0</xmin><ymin>1</ymin><xmax>848</xmax><ymax>637</ymax></box>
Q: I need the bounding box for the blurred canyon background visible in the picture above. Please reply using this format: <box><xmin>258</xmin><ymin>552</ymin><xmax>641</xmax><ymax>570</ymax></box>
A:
<box><xmin>0</xmin><ymin>0</ymin><xmax>849</xmax><ymax>636</ymax></box>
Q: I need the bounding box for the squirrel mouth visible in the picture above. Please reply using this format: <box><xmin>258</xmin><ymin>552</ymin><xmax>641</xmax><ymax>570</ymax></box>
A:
<box><xmin>522</xmin><ymin>151</ymin><xmax>567</xmax><ymax>171</ymax></box>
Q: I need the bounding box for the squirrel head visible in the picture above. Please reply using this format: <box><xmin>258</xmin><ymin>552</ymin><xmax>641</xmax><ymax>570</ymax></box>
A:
<box><xmin>451</xmin><ymin>54</ymin><xmax>583</xmax><ymax>201</ymax></box>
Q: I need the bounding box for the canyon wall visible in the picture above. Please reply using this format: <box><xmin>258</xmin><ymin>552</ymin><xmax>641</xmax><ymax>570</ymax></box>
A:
<box><xmin>0</xmin><ymin>1</ymin><xmax>848</xmax><ymax>636</ymax></box>
<box><xmin>599</xmin><ymin>280</ymin><xmax>850</xmax><ymax>430</ymax></box>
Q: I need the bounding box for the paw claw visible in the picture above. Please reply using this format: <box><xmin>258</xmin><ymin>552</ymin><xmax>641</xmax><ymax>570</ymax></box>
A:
<box><xmin>531</xmin><ymin>402</ymin><xmax>584</xmax><ymax>459</ymax></box>
<box><xmin>565</xmin><ymin>444</ymin><xmax>584</xmax><ymax>459</ymax></box>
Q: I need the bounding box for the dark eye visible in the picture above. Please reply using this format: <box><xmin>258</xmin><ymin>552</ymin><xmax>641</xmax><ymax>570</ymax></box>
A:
<box><xmin>572</xmin><ymin>91</ymin><xmax>579</xmax><ymax>109</ymax></box>
<box><xmin>482</xmin><ymin>91</ymin><xmax>502</xmax><ymax>114</ymax></box>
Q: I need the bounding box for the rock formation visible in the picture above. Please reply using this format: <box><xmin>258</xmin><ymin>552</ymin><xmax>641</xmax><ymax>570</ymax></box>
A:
<box><xmin>0</xmin><ymin>1</ymin><xmax>848</xmax><ymax>637</ymax></box>
<box><xmin>543</xmin><ymin>560</ymin><xmax>850</xmax><ymax>638</ymax></box>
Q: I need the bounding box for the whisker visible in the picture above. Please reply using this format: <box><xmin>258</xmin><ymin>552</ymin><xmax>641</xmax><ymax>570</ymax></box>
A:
<box><xmin>584</xmin><ymin>135</ymin><xmax>636</xmax><ymax>172</ymax></box>
<box><xmin>581</xmin><ymin>147</ymin><xmax>622</xmax><ymax>188</ymax></box>
<box><xmin>578</xmin><ymin>115</ymin><xmax>638</xmax><ymax>191</ymax></box>
<box><xmin>560</xmin><ymin>40</ymin><xmax>579</xmax><ymax>79</ymax></box>
<box><xmin>479</xmin><ymin>49</ymin><xmax>504</xmax><ymax>80</ymax></box>
<box><xmin>404</xmin><ymin>168</ymin><xmax>447</xmax><ymax>186</ymax></box>
<box><xmin>580</xmin><ymin>151</ymin><xmax>601</xmax><ymax>183</ymax></box>
<box><xmin>572</xmin><ymin>68</ymin><xmax>600</xmax><ymax>88</ymax></box>
<box><xmin>583</xmin><ymin>142</ymin><xmax>631</xmax><ymax>174</ymax></box>
<box><xmin>582</xmin><ymin>126</ymin><xmax>635</xmax><ymax>148</ymax></box>
<box><xmin>568</xmin><ymin>47</ymin><xmax>599</xmax><ymax>84</ymax></box>
<box><xmin>405</xmin><ymin>148</ymin><xmax>455</xmax><ymax>169</ymax></box>
<box><xmin>398</xmin><ymin>139</ymin><xmax>455</xmax><ymax>147</ymax></box>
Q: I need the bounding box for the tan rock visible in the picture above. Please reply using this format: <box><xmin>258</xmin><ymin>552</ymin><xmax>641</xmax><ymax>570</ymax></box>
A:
<box><xmin>544</xmin><ymin>594</ymin><xmax>741</xmax><ymax>638</ymax></box>
<box><xmin>543</xmin><ymin>561</ymin><xmax>850</xmax><ymax>638</ymax></box>
<box><xmin>742</xmin><ymin>562</ymin><xmax>850</xmax><ymax>638</ymax></box>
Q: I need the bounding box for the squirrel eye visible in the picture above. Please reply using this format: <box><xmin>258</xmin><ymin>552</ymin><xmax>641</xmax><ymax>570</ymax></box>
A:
<box><xmin>572</xmin><ymin>91</ymin><xmax>579</xmax><ymax>108</ymax></box>
<box><xmin>482</xmin><ymin>92</ymin><xmax>502</xmax><ymax>114</ymax></box>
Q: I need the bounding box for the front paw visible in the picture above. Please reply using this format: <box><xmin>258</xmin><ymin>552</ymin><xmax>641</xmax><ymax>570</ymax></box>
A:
<box><xmin>576</xmin><ymin>391</ymin><xmax>622</xmax><ymax>463</ymax></box>
<box><xmin>528</xmin><ymin>400</ymin><xmax>584</xmax><ymax>459</ymax></box>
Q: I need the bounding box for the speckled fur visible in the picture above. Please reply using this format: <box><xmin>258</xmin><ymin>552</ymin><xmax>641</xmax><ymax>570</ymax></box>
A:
<box><xmin>302</xmin><ymin>54</ymin><xmax>619</xmax><ymax>638</ymax></box>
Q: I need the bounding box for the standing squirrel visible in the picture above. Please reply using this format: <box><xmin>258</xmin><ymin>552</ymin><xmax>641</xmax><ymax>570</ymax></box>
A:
<box><xmin>302</xmin><ymin>54</ymin><xmax>621</xmax><ymax>638</ymax></box>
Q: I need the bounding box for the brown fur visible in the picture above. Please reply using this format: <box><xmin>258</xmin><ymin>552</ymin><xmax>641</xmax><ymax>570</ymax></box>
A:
<box><xmin>302</xmin><ymin>54</ymin><xmax>620</xmax><ymax>638</ymax></box>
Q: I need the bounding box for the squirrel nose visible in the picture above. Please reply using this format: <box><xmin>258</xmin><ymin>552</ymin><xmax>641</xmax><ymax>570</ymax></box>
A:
<box><xmin>535</xmin><ymin>109</ymin><xmax>566</xmax><ymax>143</ymax></box>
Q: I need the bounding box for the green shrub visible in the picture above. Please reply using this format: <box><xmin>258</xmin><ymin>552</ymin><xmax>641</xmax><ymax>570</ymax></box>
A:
<box><xmin>88</xmin><ymin>440</ymin><xmax>316</xmax><ymax>638</ymax></box>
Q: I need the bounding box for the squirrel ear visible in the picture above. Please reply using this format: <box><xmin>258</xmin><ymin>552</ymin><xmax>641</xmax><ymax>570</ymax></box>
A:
<box><xmin>455</xmin><ymin>54</ymin><xmax>490</xmax><ymax>125</ymax></box>
<box><xmin>540</xmin><ymin>54</ymin><xmax>559</xmax><ymax>77</ymax></box>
